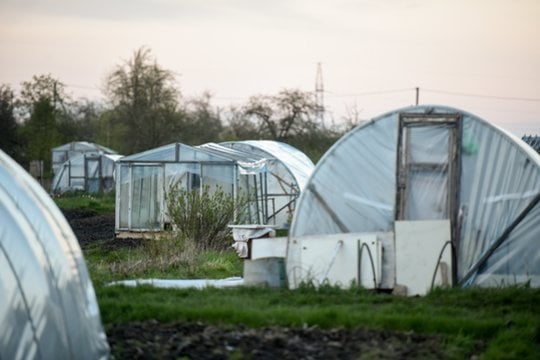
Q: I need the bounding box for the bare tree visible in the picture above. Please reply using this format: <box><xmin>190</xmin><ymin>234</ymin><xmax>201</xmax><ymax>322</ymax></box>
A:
<box><xmin>243</xmin><ymin>89</ymin><xmax>317</xmax><ymax>140</ymax></box>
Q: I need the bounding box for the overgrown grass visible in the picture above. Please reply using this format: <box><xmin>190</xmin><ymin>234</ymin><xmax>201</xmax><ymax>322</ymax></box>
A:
<box><xmin>55</xmin><ymin>192</ymin><xmax>116</xmax><ymax>214</ymax></box>
<box><xmin>85</xmin><ymin>237</ymin><xmax>243</xmax><ymax>285</ymax></box>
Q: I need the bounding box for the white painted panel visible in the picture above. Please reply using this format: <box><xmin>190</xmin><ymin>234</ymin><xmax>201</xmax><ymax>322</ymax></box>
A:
<box><xmin>251</xmin><ymin>237</ymin><xmax>287</xmax><ymax>260</ymax></box>
<box><xmin>395</xmin><ymin>220</ymin><xmax>452</xmax><ymax>296</ymax></box>
<box><xmin>288</xmin><ymin>233</ymin><xmax>378</xmax><ymax>288</ymax></box>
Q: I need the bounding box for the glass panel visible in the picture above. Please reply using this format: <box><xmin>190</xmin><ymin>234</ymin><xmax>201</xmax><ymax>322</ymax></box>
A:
<box><xmin>238</xmin><ymin>174</ymin><xmax>262</xmax><ymax>224</ymax></box>
<box><xmin>85</xmin><ymin>159</ymin><xmax>100</xmax><ymax>179</ymax></box>
<box><xmin>70</xmin><ymin>159</ymin><xmax>85</xmax><ymax>177</ymax></box>
<box><xmin>165</xmin><ymin>163</ymin><xmax>200</xmax><ymax>191</ymax></box>
<box><xmin>118</xmin><ymin>165</ymin><xmax>129</xmax><ymax>228</ymax></box>
<box><xmin>178</xmin><ymin>144</ymin><xmax>226</xmax><ymax>161</ymax></box>
<box><xmin>130</xmin><ymin>166</ymin><xmax>161</xmax><ymax>230</ymax></box>
<box><xmin>86</xmin><ymin>179</ymin><xmax>100</xmax><ymax>193</ymax></box>
<box><xmin>201</xmin><ymin>164</ymin><xmax>234</xmax><ymax>195</ymax></box>
<box><xmin>52</xmin><ymin>151</ymin><xmax>68</xmax><ymax>164</ymax></box>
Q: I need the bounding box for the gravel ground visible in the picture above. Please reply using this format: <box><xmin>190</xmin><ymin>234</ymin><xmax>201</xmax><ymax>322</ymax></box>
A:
<box><xmin>63</xmin><ymin>209</ymin><xmax>478</xmax><ymax>359</ymax></box>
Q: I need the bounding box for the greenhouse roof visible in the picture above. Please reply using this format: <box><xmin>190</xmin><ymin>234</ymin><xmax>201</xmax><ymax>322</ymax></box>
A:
<box><xmin>52</xmin><ymin>141</ymin><xmax>117</xmax><ymax>154</ymax></box>
<box><xmin>221</xmin><ymin>140</ymin><xmax>314</xmax><ymax>190</ymax></box>
<box><xmin>119</xmin><ymin>142</ymin><xmax>271</xmax><ymax>176</ymax></box>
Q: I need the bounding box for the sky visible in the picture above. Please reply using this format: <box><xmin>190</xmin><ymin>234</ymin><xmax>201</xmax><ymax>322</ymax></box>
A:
<box><xmin>1</xmin><ymin>0</ymin><xmax>539</xmax><ymax>136</ymax></box>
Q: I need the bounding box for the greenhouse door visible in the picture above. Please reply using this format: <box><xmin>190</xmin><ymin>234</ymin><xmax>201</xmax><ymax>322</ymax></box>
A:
<box><xmin>395</xmin><ymin>113</ymin><xmax>461</xmax><ymax>223</ymax></box>
<box><xmin>394</xmin><ymin>113</ymin><xmax>461</xmax><ymax>291</ymax></box>
<box><xmin>130</xmin><ymin>165</ymin><xmax>162</xmax><ymax>231</ymax></box>
<box><xmin>85</xmin><ymin>156</ymin><xmax>102</xmax><ymax>193</ymax></box>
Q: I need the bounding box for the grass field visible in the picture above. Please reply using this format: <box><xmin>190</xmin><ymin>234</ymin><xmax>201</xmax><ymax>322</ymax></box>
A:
<box><xmin>56</xmin><ymin>194</ymin><xmax>540</xmax><ymax>359</ymax></box>
<box><xmin>95</xmin><ymin>284</ymin><xmax>540</xmax><ymax>359</ymax></box>
<box><xmin>55</xmin><ymin>192</ymin><xmax>116</xmax><ymax>214</ymax></box>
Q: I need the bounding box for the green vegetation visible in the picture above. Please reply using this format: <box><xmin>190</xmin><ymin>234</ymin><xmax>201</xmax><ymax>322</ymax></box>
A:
<box><xmin>85</xmin><ymin>237</ymin><xmax>242</xmax><ymax>285</ymax></box>
<box><xmin>55</xmin><ymin>195</ymin><xmax>539</xmax><ymax>359</ymax></box>
<box><xmin>166</xmin><ymin>184</ymin><xmax>247</xmax><ymax>252</ymax></box>
<box><xmin>96</xmin><ymin>284</ymin><xmax>540</xmax><ymax>359</ymax></box>
<box><xmin>55</xmin><ymin>192</ymin><xmax>116</xmax><ymax>214</ymax></box>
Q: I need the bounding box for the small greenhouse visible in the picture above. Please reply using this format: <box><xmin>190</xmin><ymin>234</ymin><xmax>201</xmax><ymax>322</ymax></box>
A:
<box><xmin>52</xmin><ymin>141</ymin><xmax>117</xmax><ymax>175</ymax></box>
<box><xmin>220</xmin><ymin>140</ymin><xmax>314</xmax><ymax>228</ymax></box>
<box><xmin>286</xmin><ymin>105</ymin><xmax>540</xmax><ymax>293</ymax></box>
<box><xmin>0</xmin><ymin>149</ymin><xmax>109</xmax><ymax>359</ymax></box>
<box><xmin>116</xmin><ymin>141</ymin><xmax>312</xmax><ymax>236</ymax></box>
<box><xmin>51</xmin><ymin>152</ymin><xmax>123</xmax><ymax>194</ymax></box>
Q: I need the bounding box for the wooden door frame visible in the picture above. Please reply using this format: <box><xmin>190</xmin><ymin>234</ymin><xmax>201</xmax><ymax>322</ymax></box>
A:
<box><xmin>394</xmin><ymin>112</ymin><xmax>462</xmax><ymax>283</ymax></box>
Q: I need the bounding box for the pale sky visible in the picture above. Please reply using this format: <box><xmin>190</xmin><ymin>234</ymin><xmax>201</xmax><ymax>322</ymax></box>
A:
<box><xmin>1</xmin><ymin>0</ymin><xmax>539</xmax><ymax>136</ymax></box>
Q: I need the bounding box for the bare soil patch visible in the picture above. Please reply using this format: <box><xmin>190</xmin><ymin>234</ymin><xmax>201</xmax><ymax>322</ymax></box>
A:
<box><xmin>107</xmin><ymin>320</ymin><xmax>452</xmax><ymax>359</ymax></box>
<box><xmin>62</xmin><ymin>209</ymin><xmax>145</xmax><ymax>250</ymax></box>
<box><xmin>62</xmin><ymin>209</ymin><xmax>115</xmax><ymax>247</ymax></box>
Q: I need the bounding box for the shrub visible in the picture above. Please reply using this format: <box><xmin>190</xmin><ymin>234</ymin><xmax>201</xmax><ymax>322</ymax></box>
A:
<box><xmin>166</xmin><ymin>184</ymin><xmax>247</xmax><ymax>251</ymax></box>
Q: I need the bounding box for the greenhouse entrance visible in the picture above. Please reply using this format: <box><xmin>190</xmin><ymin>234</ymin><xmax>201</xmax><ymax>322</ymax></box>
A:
<box><xmin>395</xmin><ymin>113</ymin><xmax>461</xmax><ymax>224</ymax></box>
<box><xmin>394</xmin><ymin>113</ymin><xmax>462</xmax><ymax>289</ymax></box>
<box><xmin>85</xmin><ymin>156</ymin><xmax>102</xmax><ymax>193</ymax></box>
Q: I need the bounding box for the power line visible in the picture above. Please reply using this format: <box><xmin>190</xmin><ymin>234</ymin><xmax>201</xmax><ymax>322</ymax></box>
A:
<box><xmin>325</xmin><ymin>88</ymin><xmax>414</xmax><ymax>98</ymax></box>
<box><xmin>60</xmin><ymin>81</ymin><xmax>540</xmax><ymax>105</ymax></box>
<box><xmin>422</xmin><ymin>88</ymin><xmax>540</xmax><ymax>102</ymax></box>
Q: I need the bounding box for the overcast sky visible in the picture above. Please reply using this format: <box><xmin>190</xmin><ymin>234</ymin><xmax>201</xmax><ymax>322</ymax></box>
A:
<box><xmin>1</xmin><ymin>0</ymin><xmax>539</xmax><ymax>135</ymax></box>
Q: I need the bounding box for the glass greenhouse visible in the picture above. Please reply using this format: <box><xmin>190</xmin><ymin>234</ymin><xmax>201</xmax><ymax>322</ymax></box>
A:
<box><xmin>51</xmin><ymin>141</ymin><xmax>117</xmax><ymax>175</ymax></box>
<box><xmin>288</xmin><ymin>105</ymin><xmax>540</xmax><ymax>289</ymax></box>
<box><xmin>115</xmin><ymin>141</ymin><xmax>314</xmax><ymax>236</ymax></box>
<box><xmin>51</xmin><ymin>153</ymin><xmax>123</xmax><ymax>194</ymax></box>
<box><xmin>0</xmin><ymin>150</ymin><xmax>109</xmax><ymax>359</ymax></box>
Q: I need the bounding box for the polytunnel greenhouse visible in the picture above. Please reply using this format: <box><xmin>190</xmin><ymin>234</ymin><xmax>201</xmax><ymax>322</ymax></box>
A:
<box><xmin>287</xmin><ymin>105</ymin><xmax>540</xmax><ymax>292</ymax></box>
<box><xmin>0</xmin><ymin>149</ymin><xmax>109</xmax><ymax>359</ymax></box>
<box><xmin>52</xmin><ymin>141</ymin><xmax>117</xmax><ymax>175</ymax></box>
<box><xmin>115</xmin><ymin>141</ymin><xmax>314</xmax><ymax>236</ymax></box>
<box><xmin>220</xmin><ymin>140</ymin><xmax>314</xmax><ymax>228</ymax></box>
<box><xmin>51</xmin><ymin>152</ymin><xmax>123</xmax><ymax>194</ymax></box>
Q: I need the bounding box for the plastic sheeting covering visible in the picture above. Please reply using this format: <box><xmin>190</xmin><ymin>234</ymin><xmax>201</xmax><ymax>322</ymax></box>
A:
<box><xmin>52</xmin><ymin>141</ymin><xmax>117</xmax><ymax>175</ymax></box>
<box><xmin>221</xmin><ymin>140</ymin><xmax>314</xmax><ymax>191</ymax></box>
<box><xmin>221</xmin><ymin>141</ymin><xmax>315</xmax><ymax>227</ymax></box>
<box><xmin>0</xmin><ymin>150</ymin><xmax>109</xmax><ymax>359</ymax></box>
<box><xmin>108</xmin><ymin>277</ymin><xmax>244</xmax><ymax>289</ymax></box>
<box><xmin>290</xmin><ymin>105</ymin><xmax>540</xmax><ymax>287</ymax></box>
<box><xmin>51</xmin><ymin>153</ymin><xmax>123</xmax><ymax>194</ymax></box>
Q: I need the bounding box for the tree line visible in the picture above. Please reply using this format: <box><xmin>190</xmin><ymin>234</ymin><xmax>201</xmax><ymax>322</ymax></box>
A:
<box><xmin>1</xmin><ymin>47</ymin><xmax>360</xmax><ymax>178</ymax></box>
